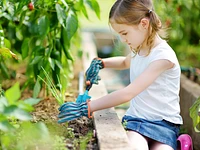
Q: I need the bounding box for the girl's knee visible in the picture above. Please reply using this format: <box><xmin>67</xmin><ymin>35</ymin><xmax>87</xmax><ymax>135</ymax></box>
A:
<box><xmin>127</xmin><ymin>130</ymin><xmax>149</xmax><ymax>150</ymax></box>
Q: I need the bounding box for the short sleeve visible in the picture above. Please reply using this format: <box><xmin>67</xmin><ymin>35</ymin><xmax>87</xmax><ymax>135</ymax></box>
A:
<box><xmin>149</xmin><ymin>42</ymin><xmax>179</xmax><ymax>66</ymax></box>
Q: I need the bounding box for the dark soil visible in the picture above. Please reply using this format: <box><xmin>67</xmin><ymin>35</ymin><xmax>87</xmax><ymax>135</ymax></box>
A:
<box><xmin>30</xmin><ymin>96</ymin><xmax>98</xmax><ymax>150</ymax></box>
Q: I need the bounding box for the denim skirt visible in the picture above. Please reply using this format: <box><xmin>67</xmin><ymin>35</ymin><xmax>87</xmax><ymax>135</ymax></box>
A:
<box><xmin>122</xmin><ymin>115</ymin><xmax>180</xmax><ymax>150</ymax></box>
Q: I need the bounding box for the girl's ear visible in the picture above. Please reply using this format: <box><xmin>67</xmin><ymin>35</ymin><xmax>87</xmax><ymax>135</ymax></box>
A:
<box><xmin>139</xmin><ymin>18</ymin><xmax>149</xmax><ymax>30</ymax></box>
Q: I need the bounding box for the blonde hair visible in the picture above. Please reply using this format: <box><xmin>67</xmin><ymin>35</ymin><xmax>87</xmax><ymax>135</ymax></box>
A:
<box><xmin>109</xmin><ymin>0</ymin><xmax>164</xmax><ymax>55</ymax></box>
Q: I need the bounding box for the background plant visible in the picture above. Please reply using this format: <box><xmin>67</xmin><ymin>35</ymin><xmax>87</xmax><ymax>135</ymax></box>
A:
<box><xmin>190</xmin><ymin>97</ymin><xmax>200</xmax><ymax>132</ymax></box>
<box><xmin>0</xmin><ymin>82</ymin><xmax>41</xmax><ymax>131</ymax></box>
<box><xmin>154</xmin><ymin>0</ymin><xmax>200</xmax><ymax>68</ymax></box>
<box><xmin>0</xmin><ymin>0</ymin><xmax>100</xmax><ymax>98</ymax></box>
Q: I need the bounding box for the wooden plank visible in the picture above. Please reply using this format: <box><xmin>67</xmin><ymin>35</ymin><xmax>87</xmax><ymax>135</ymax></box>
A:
<box><xmin>82</xmin><ymin>32</ymin><xmax>131</xmax><ymax>150</ymax></box>
<box><xmin>93</xmin><ymin>108</ymin><xmax>131</xmax><ymax>150</ymax></box>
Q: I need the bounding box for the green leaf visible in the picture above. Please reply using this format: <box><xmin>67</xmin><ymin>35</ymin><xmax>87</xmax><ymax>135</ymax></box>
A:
<box><xmin>0</xmin><ymin>62</ymin><xmax>10</xmax><ymax>79</ymax></box>
<box><xmin>55</xmin><ymin>60</ymin><xmax>63</xmax><ymax>70</ymax></box>
<box><xmin>21</xmin><ymin>38</ymin><xmax>29</xmax><ymax>59</ymax></box>
<box><xmin>0</xmin><ymin>97</ymin><xmax>8</xmax><ymax>113</ymax></box>
<box><xmin>15</xmin><ymin>1</ymin><xmax>28</xmax><ymax>15</ymax></box>
<box><xmin>38</xmin><ymin>16</ymin><xmax>50</xmax><ymax>37</ymax></box>
<box><xmin>0</xmin><ymin>47</ymin><xmax>17</xmax><ymax>59</ymax></box>
<box><xmin>49</xmin><ymin>12</ymin><xmax>59</xmax><ymax>29</ymax></box>
<box><xmin>0</xmin><ymin>47</ymin><xmax>11</xmax><ymax>58</ymax></box>
<box><xmin>65</xmin><ymin>11</ymin><xmax>78</xmax><ymax>42</ymax></box>
<box><xmin>18</xmin><ymin>102</ymin><xmax>34</xmax><ymax>112</ymax></box>
<box><xmin>16</xmin><ymin>28</ymin><xmax>23</xmax><ymax>40</ymax></box>
<box><xmin>5</xmin><ymin>83</ymin><xmax>21</xmax><ymax>104</ymax></box>
<box><xmin>32</xmin><ymin>46</ymin><xmax>45</xmax><ymax>56</ymax></box>
<box><xmin>29</xmin><ymin>23</ymin><xmax>39</xmax><ymax>35</ymax></box>
<box><xmin>35</xmin><ymin>122</ymin><xmax>50</xmax><ymax>139</ymax></box>
<box><xmin>7</xmin><ymin>2</ymin><xmax>14</xmax><ymax>16</ymax></box>
<box><xmin>33</xmin><ymin>78</ymin><xmax>41</xmax><ymax>98</ymax></box>
<box><xmin>61</xmin><ymin>0</ymin><xmax>69</xmax><ymax>9</ymax></box>
<box><xmin>4</xmin><ymin>38</ymin><xmax>11</xmax><ymax>49</ymax></box>
<box><xmin>23</xmin><ymin>98</ymin><xmax>41</xmax><ymax>106</ymax></box>
<box><xmin>49</xmin><ymin>57</ymin><xmax>55</xmax><ymax>70</ymax></box>
<box><xmin>189</xmin><ymin>97</ymin><xmax>200</xmax><ymax>132</ymax></box>
<box><xmin>20</xmin><ymin>122</ymin><xmax>50</xmax><ymax>141</ymax></box>
<box><xmin>18</xmin><ymin>97</ymin><xmax>41</xmax><ymax>112</ymax></box>
<box><xmin>0</xmin><ymin>120</ymin><xmax>15</xmax><ymax>132</ymax></box>
<box><xmin>85</xmin><ymin>0</ymin><xmax>100</xmax><ymax>19</ymax></box>
<box><xmin>81</xmin><ymin>3</ymin><xmax>89</xmax><ymax>19</ymax></box>
<box><xmin>19</xmin><ymin>9</ymin><xmax>27</xmax><ymax>24</ymax></box>
<box><xmin>55</xmin><ymin>4</ymin><xmax>67</xmax><ymax>27</ymax></box>
<box><xmin>30</xmin><ymin>56</ymin><xmax>43</xmax><ymax>65</ymax></box>
<box><xmin>4</xmin><ymin>105</ymin><xmax>32</xmax><ymax>121</ymax></box>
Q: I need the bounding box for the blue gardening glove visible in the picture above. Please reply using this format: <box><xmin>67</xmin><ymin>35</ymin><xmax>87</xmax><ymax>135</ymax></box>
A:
<box><xmin>85</xmin><ymin>58</ymin><xmax>104</xmax><ymax>88</ymax></box>
<box><xmin>58</xmin><ymin>100</ymin><xmax>92</xmax><ymax>123</ymax></box>
<box><xmin>76</xmin><ymin>90</ymin><xmax>91</xmax><ymax>103</ymax></box>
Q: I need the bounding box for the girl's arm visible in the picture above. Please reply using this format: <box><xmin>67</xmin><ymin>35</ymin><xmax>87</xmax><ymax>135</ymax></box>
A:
<box><xmin>90</xmin><ymin>59</ymin><xmax>174</xmax><ymax>112</ymax></box>
<box><xmin>102</xmin><ymin>53</ymin><xmax>131</xmax><ymax>70</ymax></box>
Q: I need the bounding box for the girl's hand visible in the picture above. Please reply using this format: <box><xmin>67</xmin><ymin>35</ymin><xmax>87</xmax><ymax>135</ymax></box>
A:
<box><xmin>58</xmin><ymin>100</ymin><xmax>92</xmax><ymax>123</ymax></box>
<box><xmin>85</xmin><ymin>58</ymin><xmax>104</xmax><ymax>88</ymax></box>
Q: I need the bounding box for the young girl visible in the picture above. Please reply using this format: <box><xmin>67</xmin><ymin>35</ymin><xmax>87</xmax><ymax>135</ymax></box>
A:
<box><xmin>58</xmin><ymin>0</ymin><xmax>182</xmax><ymax>149</ymax></box>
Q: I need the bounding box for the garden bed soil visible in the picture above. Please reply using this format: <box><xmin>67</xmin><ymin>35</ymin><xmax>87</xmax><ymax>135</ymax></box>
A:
<box><xmin>2</xmin><ymin>58</ymin><xmax>98</xmax><ymax>150</ymax></box>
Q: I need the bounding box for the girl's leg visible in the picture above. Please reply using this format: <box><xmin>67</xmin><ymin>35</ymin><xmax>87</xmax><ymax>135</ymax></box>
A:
<box><xmin>126</xmin><ymin>130</ymin><xmax>149</xmax><ymax>150</ymax></box>
<box><xmin>150</xmin><ymin>141</ymin><xmax>174</xmax><ymax>150</ymax></box>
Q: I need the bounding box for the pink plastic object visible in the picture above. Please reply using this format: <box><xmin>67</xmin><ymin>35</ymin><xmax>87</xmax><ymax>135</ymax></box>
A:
<box><xmin>177</xmin><ymin>134</ymin><xmax>193</xmax><ymax>150</ymax></box>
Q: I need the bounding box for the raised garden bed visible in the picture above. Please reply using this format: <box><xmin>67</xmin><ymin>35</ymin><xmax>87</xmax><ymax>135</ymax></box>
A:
<box><xmin>1</xmin><ymin>58</ymin><xmax>98</xmax><ymax>150</ymax></box>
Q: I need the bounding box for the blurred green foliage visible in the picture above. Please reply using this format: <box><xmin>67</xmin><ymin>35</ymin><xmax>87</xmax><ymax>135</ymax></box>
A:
<box><xmin>190</xmin><ymin>97</ymin><xmax>200</xmax><ymax>132</ymax></box>
<box><xmin>0</xmin><ymin>82</ymin><xmax>41</xmax><ymax>132</ymax></box>
<box><xmin>154</xmin><ymin>0</ymin><xmax>200</xmax><ymax>68</ymax></box>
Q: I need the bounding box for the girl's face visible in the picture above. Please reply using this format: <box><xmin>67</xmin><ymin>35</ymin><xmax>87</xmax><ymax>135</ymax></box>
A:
<box><xmin>111</xmin><ymin>21</ymin><xmax>148</xmax><ymax>49</ymax></box>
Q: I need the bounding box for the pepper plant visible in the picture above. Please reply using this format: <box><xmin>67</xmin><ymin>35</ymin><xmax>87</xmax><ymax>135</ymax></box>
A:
<box><xmin>0</xmin><ymin>0</ymin><xmax>100</xmax><ymax>97</ymax></box>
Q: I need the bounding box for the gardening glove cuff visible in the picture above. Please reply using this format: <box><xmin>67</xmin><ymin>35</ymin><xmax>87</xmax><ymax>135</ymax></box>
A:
<box><xmin>58</xmin><ymin>100</ymin><xmax>92</xmax><ymax>123</ymax></box>
<box><xmin>92</xmin><ymin>57</ymin><xmax>104</xmax><ymax>69</ymax></box>
<box><xmin>85</xmin><ymin>57</ymin><xmax>104</xmax><ymax>87</ymax></box>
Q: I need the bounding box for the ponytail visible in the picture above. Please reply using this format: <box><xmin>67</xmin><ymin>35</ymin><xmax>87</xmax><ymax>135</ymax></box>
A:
<box><xmin>109</xmin><ymin>0</ymin><xmax>166</xmax><ymax>56</ymax></box>
<box><xmin>145</xmin><ymin>10</ymin><xmax>163</xmax><ymax>55</ymax></box>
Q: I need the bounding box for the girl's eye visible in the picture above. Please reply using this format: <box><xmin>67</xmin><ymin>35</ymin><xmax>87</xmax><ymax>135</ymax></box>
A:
<box><xmin>122</xmin><ymin>32</ymin><xmax>127</xmax><ymax>35</ymax></box>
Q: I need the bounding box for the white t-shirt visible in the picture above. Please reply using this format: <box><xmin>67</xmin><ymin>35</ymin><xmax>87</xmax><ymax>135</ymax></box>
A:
<box><xmin>126</xmin><ymin>41</ymin><xmax>183</xmax><ymax>124</ymax></box>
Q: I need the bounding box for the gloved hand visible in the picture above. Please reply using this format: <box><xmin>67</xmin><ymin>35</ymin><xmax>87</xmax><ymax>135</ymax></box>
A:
<box><xmin>57</xmin><ymin>100</ymin><xmax>92</xmax><ymax>123</ymax></box>
<box><xmin>85</xmin><ymin>58</ymin><xmax>104</xmax><ymax>90</ymax></box>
